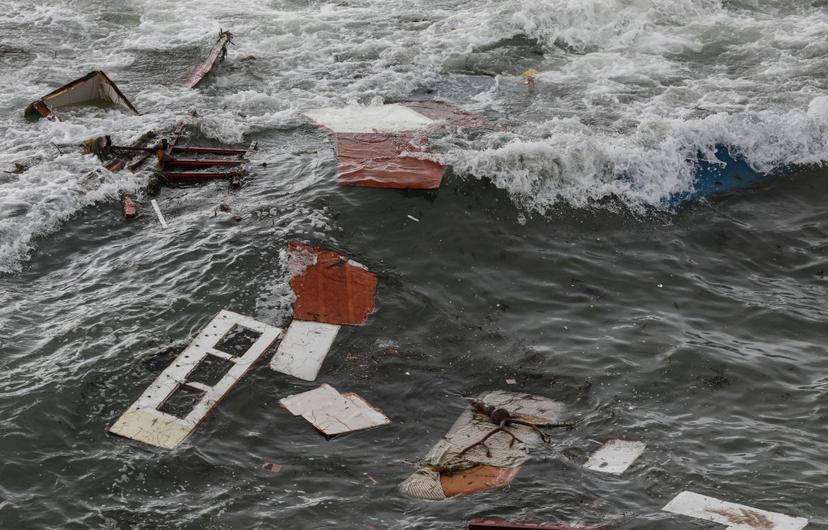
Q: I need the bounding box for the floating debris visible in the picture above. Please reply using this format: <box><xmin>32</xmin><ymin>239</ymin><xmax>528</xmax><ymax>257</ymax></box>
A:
<box><xmin>305</xmin><ymin>102</ymin><xmax>490</xmax><ymax>190</ymax></box>
<box><xmin>270</xmin><ymin>320</ymin><xmax>340</xmax><ymax>381</ymax></box>
<box><xmin>469</xmin><ymin>519</ymin><xmax>605</xmax><ymax>530</ymax></box>
<box><xmin>663</xmin><ymin>491</ymin><xmax>808</xmax><ymax>530</ymax></box>
<box><xmin>108</xmin><ymin>310</ymin><xmax>282</xmax><ymax>449</ymax></box>
<box><xmin>279</xmin><ymin>383</ymin><xmax>390</xmax><ymax>436</ymax></box>
<box><xmin>286</xmin><ymin>241</ymin><xmax>377</xmax><ymax>326</ymax></box>
<box><xmin>185</xmin><ymin>30</ymin><xmax>233</xmax><ymax>89</ymax></box>
<box><xmin>583</xmin><ymin>439</ymin><xmax>645</xmax><ymax>475</ymax></box>
<box><xmin>261</xmin><ymin>462</ymin><xmax>283</xmax><ymax>473</ymax></box>
<box><xmin>400</xmin><ymin>391</ymin><xmax>569</xmax><ymax>500</ymax></box>
<box><xmin>120</xmin><ymin>192</ymin><xmax>138</xmax><ymax>219</ymax></box>
<box><xmin>150</xmin><ymin>199</ymin><xmax>168</xmax><ymax>229</ymax></box>
<box><xmin>25</xmin><ymin>71</ymin><xmax>139</xmax><ymax>121</ymax></box>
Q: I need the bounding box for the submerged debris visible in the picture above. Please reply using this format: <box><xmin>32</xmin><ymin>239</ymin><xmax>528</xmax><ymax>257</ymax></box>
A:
<box><xmin>25</xmin><ymin>71</ymin><xmax>139</xmax><ymax>121</ymax></box>
<box><xmin>108</xmin><ymin>310</ymin><xmax>282</xmax><ymax>449</ymax></box>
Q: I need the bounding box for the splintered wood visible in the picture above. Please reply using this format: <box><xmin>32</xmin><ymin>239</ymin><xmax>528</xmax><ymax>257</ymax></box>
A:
<box><xmin>663</xmin><ymin>491</ymin><xmax>808</xmax><ymax>530</ymax></box>
<box><xmin>400</xmin><ymin>391</ymin><xmax>565</xmax><ymax>500</ymax></box>
<box><xmin>279</xmin><ymin>383</ymin><xmax>390</xmax><ymax>436</ymax></box>
<box><xmin>109</xmin><ymin>310</ymin><xmax>282</xmax><ymax>449</ymax></box>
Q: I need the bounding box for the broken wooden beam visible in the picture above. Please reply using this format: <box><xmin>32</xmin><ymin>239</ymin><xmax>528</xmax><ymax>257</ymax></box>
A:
<box><xmin>185</xmin><ymin>30</ymin><xmax>233</xmax><ymax>89</ymax></box>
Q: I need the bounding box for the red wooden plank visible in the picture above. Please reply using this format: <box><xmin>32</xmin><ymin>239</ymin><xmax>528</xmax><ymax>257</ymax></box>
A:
<box><xmin>335</xmin><ymin>133</ymin><xmax>444</xmax><ymax>190</ymax></box>
<box><xmin>288</xmin><ymin>241</ymin><xmax>377</xmax><ymax>326</ymax></box>
<box><xmin>469</xmin><ymin>520</ymin><xmax>604</xmax><ymax>530</ymax></box>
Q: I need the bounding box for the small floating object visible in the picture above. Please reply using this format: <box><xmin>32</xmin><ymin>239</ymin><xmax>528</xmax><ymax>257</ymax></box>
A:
<box><xmin>583</xmin><ymin>439</ymin><xmax>645</xmax><ymax>475</ymax></box>
<box><xmin>150</xmin><ymin>199</ymin><xmax>167</xmax><ymax>229</ymax></box>
<box><xmin>25</xmin><ymin>70</ymin><xmax>139</xmax><ymax>121</ymax></box>
<box><xmin>185</xmin><ymin>30</ymin><xmax>233</xmax><ymax>88</ymax></box>
<box><xmin>108</xmin><ymin>310</ymin><xmax>283</xmax><ymax>449</ymax></box>
<box><xmin>469</xmin><ymin>519</ymin><xmax>605</xmax><ymax>530</ymax></box>
<box><xmin>400</xmin><ymin>391</ymin><xmax>565</xmax><ymax>500</ymax></box>
<box><xmin>662</xmin><ymin>491</ymin><xmax>808</xmax><ymax>530</ymax></box>
<box><xmin>279</xmin><ymin>383</ymin><xmax>390</xmax><ymax>436</ymax></box>
<box><xmin>119</xmin><ymin>192</ymin><xmax>138</xmax><ymax>219</ymax></box>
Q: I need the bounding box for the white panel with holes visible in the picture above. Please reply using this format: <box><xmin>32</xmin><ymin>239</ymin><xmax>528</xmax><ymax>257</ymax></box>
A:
<box><xmin>109</xmin><ymin>310</ymin><xmax>282</xmax><ymax>449</ymax></box>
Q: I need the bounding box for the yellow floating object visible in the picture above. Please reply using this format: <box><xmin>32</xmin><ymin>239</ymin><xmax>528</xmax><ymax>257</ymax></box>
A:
<box><xmin>520</xmin><ymin>68</ymin><xmax>539</xmax><ymax>79</ymax></box>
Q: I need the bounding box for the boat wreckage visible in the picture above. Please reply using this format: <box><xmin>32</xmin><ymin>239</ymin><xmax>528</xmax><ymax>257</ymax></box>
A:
<box><xmin>25</xmin><ymin>70</ymin><xmax>139</xmax><ymax>121</ymax></box>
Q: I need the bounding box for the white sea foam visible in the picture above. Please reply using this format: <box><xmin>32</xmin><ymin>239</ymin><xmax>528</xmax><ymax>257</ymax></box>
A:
<box><xmin>0</xmin><ymin>0</ymin><xmax>826</xmax><ymax>271</ymax></box>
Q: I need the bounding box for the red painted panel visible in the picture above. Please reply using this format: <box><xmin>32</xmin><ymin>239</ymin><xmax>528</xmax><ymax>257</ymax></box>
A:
<box><xmin>335</xmin><ymin>133</ymin><xmax>444</xmax><ymax>189</ymax></box>
<box><xmin>288</xmin><ymin>241</ymin><xmax>378</xmax><ymax>326</ymax></box>
<box><xmin>440</xmin><ymin>465</ymin><xmax>520</xmax><ymax>497</ymax></box>
<box><xmin>469</xmin><ymin>520</ymin><xmax>604</xmax><ymax>530</ymax></box>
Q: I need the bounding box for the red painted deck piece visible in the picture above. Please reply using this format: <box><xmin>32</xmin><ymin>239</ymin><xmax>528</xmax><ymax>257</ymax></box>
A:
<box><xmin>335</xmin><ymin>133</ymin><xmax>444</xmax><ymax>189</ymax></box>
<box><xmin>288</xmin><ymin>241</ymin><xmax>377</xmax><ymax>326</ymax></box>
<box><xmin>469</xmin><ymin>520</ymin><xmax>605</xmax><ymax>530</ymax></box>
<box><xmin>120</xmin><ymin>192</ymin><xmax>137</xmax><ymax>219</ymax></box>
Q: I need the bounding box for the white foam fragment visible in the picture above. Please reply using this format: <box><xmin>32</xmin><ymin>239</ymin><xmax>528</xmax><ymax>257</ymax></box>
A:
<box><xmin>150</xmin><ymin>199</ymin><xmax>167</xmax><ymax>228</ymax></box>
<box><xmin>279</xmin><ymin>383</ymin><xmax>390</xmax><ymax>436</ymax></box>
<box><xmin>663</xmin><ymin>491</ymin><xmax>809</xmax><ymax>530</ymax></box>
<box><xmin>109</xmin><ymin>310</ymin><xmax>282</xmax><ymax>449</ymax></box>
<box><xmin>584</xmin><ymin>439</ymin><xmax>646</xmax><ymax>474</ymax></box>
<box><xmin>304</xmin><ymin>104</ymin><xmax>434</xmax><ymax>133</ymax></box>
<box><xmin>270</xmin><ymin>320</ymin><xmax>340</xmax><ymax>381</ymax></box>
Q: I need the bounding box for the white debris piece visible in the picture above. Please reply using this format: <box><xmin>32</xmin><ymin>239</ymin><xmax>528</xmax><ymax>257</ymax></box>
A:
<box><xmin>150</xmin><ymin>199</ymin><xmax>167</xmax><ymax>228</ymax></box>
<box><xmin>663</xmin><ymin>491</ymin><xmax>809</xmax><ymax>530</ymax></box>
<box><xmin>109</xmin><ymin>310</ymin><xmax>282</xmax><ymax>449</ymax></box>
<box><xmin>304</xmin><ymin>104</ymin><xmax>434</xmax><ymax>133</ymax></box>
<box><xmin>279</xmin><ymin>383</ymin><xmax>390</xmax><ymax>436</ymax></box>
<box><xmin>270</xmin><ymin>320</ymin><xmax>340</xmax><ymax>381</ymax></box>
<box><xmin>584</xmin><ymin>439</ymin><xmax>646</xmax><ymax>475</ymax></box>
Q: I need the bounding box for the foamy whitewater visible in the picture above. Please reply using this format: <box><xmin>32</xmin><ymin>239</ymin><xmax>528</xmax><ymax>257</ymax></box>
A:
<box><xmin>1</xmin><ymin>0</ymin><xmax>826</xmax><ymax>272</ymax></box>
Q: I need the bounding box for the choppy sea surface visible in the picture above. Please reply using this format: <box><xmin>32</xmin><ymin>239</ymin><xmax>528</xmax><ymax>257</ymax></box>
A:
<box><xmin>0</xmin><ymin>0</ymin><xmax>826</xmax><ymax>528</ymax></box>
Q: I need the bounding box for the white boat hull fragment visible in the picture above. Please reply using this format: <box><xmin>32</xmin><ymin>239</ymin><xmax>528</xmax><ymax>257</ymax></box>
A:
<box><xmin>269</xmin><ymin>319</ymin><xmax>340</xmax><ymax>381</ymax></box>
<box><xmin>583</xmin><ymin>439</ymin><xmax>645</xmax><ymax>475</ymax></box>
<box><xmin>279</xmin><ymin>383</ymin><xmax>390</xmax><ymax>436</ymax></box>
<box><xmin>150</xmin><ymin>199</ymin><xmax>167</xmax><ymax>228</ymax></box>
<box><xmin>109</xmin><ymin>310</ymin><xmax>282</xmax><ymax>449</ymax></box>
<box><xmin>663</xmin><ymin>491</ymin><xmax>809</xmax><ymax>530</ymax></box>
<box><xmin>304</xmin><ymin>104</ymin><xmax>435</xmax><ymax>133</ymax></box>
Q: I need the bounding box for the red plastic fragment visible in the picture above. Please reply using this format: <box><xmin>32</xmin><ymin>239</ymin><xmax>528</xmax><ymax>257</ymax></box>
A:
<box><xmin>335</xmin><ymin>133</ymin><xmax>444</xmax><ymax>189</ymax></box>
<box><xmin>120</xmin><ymin>192</ymin><xmax>137</xmax><ymax>219</ymax></box>
<box><xmin>469</xmin><ymin>519</ymin><xmax>605</xmax><ymax>530</ymax></box>
<box><xmin>288</xmin><ymin>241</ymin><xmax>377</xmax><ymax>326</ymax></box>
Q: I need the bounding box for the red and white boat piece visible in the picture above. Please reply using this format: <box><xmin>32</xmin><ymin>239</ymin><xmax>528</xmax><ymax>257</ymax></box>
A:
<box><xmin>305</xmin><ymin>101</ymin><xmax>489</xmax><ymax>190</ymax></box>
<box><xmin>663</xmin><ymin>491</ymin><xmax>808</xmax><ymax>530</ymax></box>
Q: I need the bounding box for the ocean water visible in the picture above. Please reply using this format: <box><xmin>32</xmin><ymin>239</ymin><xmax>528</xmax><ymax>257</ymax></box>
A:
<box><xmin>0</xmin><ymin>0</ymin><xmax>826</xmax><ymax>528</ymax></box>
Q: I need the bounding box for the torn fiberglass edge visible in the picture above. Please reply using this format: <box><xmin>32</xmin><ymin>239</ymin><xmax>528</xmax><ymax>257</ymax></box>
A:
<box><xmin>108</xmin><ymin>310</ymin><xmax>282</xmax><ymax>449</ymax></box>
<box><xmin>400</xmin><ymin>391</ymin><xmax>565</xmax><ymax>500</ymax></box>
<box><xmin>24</xmin><ymin>71</ymin><xmax>139</xmax><ymax>121</ymax></box>
<box><xmin>279</xmin><ymin>383</ymin><xmax>390</xmax><ymax>436</ymax></box>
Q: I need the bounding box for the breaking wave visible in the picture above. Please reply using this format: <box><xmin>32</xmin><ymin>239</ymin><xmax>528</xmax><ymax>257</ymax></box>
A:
<box><xmin>1</xmin><ymin>0</ymin><xmax>826</xmax><ymax>271</ymax></box>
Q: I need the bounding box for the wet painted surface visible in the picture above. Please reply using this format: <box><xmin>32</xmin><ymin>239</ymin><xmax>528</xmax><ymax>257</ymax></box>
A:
<box><xmin>0</xmin><ymin>0</ymin><xmax>826</xmax><ymax>528</ymax></box>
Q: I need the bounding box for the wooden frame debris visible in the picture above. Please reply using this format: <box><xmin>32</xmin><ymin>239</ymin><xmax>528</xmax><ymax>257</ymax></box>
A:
<box><xmin>270</xmin><ymin>320</ymin><xmax>340</xmax><ymax>381</ymax></box>
<box><xmin>279</xmin><ymin>383</ymin><xmax>390</xmax><ymax>436</ymax></box>
<box><xmin>25</xmin><ymin>71</ymin><xmax>139</xmax><ymax>121</ymax></box>
<box><xmin>185</xmin><ymin>30</ymin><xmax>233</xmax><ymax>88</ymax></box>
<box><xmin>662</xmin><ymin>491</ymin><xmax>809</xmax><ymax>530</ymax></box>
<box><xmin>583</xmin><ymin>439</ymin><xmax>645</xmax><ymax>475</ymax></box>
<box><xmin>108</xmin><ymin>310</ymin><xmax>282</xmax><ymax>449</ymax></box>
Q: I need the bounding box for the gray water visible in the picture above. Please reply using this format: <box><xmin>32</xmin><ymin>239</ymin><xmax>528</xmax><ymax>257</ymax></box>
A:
<box><xmin>0</xmin><ymin>0</ymin><xmax>826</xmax><ymax>528</ymax></box>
